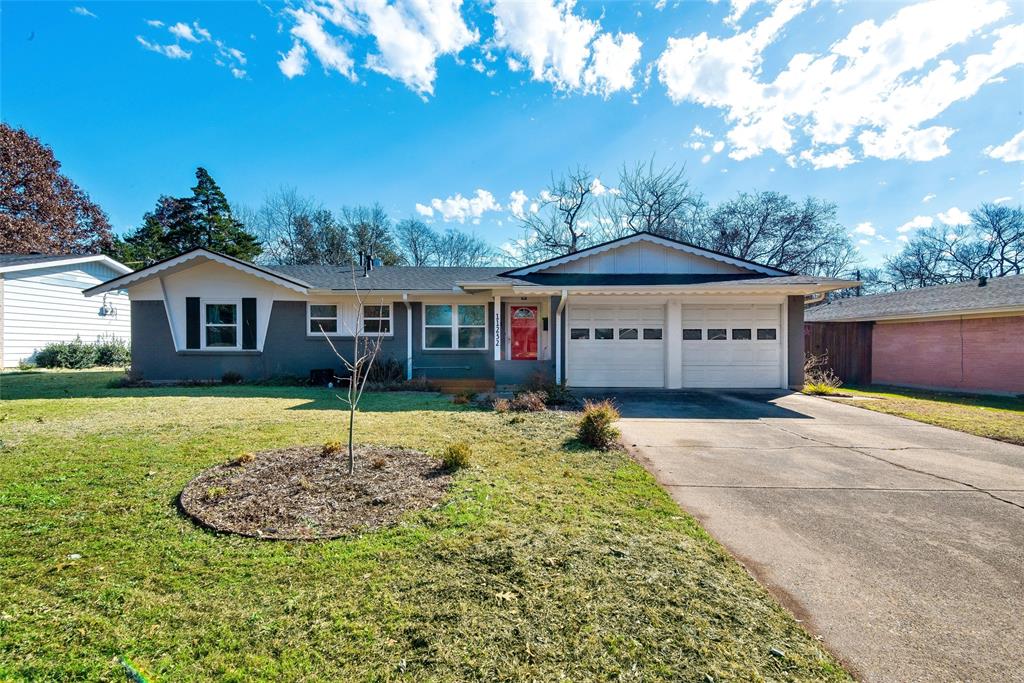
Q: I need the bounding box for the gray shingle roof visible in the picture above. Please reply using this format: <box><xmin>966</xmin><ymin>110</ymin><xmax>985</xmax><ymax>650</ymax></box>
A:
<box><xmin>0</xmin><ymin>253</ymin><xmax>94</xmax><ymax>268</ymax></box>
<box><xmin>268</xmin><ymin>264</ymin><xmax>515</xmax><ymax>291</ymax></box>
<box><xmin>805</xmin><ymin>274</ymin><xmax>1024</xmax><ymax>322</ymax></box>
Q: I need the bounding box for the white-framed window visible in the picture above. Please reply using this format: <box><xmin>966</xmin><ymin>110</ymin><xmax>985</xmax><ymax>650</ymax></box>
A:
<box><xmin>423</xmin><ymin>304</ymin><xmax>487</xmax><ymax>350</ymax></box>
<box><xmin>362</xmin><ymin>305</ymin><xmax>392</xmax><ymax>335</ymax></box>
<box><xmin>203</xmin><ymin>299</ymin><xmax>240</xmax><ymax>349</ymax></box>
<box><xmin>306</xmin><ymin>302</ymin><xmax>393</xmax><ymax>336</ymax></box>
<box><xmin>309</xmin><ymin>304</ymin><xmax>338</xmax><ymax>334</ymax></box>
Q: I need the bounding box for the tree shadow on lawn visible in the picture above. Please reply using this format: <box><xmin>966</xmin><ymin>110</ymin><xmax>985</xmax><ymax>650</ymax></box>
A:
<box><xmin>0</xmin><ymin>370</ymin><xmax>466</xmax><ymax>413</ymax></box>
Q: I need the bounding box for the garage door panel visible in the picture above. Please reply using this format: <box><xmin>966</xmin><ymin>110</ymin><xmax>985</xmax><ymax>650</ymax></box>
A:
<box><xmin>682</xmin><ymin>303</ymin><xmax>782</xmax><ymax>388</ymax></box>
<box><xmin>568</xmin><ymin>304</ymin><xmax>665</xmax><ymax>388</ymax></box>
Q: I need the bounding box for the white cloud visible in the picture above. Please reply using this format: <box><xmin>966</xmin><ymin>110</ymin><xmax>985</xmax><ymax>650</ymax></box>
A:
<box><xmin>857</xmin><ymin>239</ymin><xmax>870</xmax><ymax>246</ymax></box>
<box><xmin>146</xmin><ymin>19</ymin><xmax>164</xmax><ymax>27</ymax></box>
<box><xmin>984</xmin><ymin>129</ymin><xmax>1024</xmax><ymax>162</ymax></box>
<box><xmin>287</xmin><ymin>7</ymin><xmax>356</xmax><ymax>80</ymax></box>
<box><xmin>897</xmin><ymin>235</ymin><xmax>909</xmax><ymax>242</ymax></box>
<box><xmin>169</xmin><ymin>21</ymin><xmax>206</xmax><ymax>43</ymax></box>
<box><xmin>230</xmin><ymin>67</ymin><xmax>247</xmax><ymax>80</ymax></box>
<box><xmin>589</xmin><ymin>177</ymin><xmax>613</xmax><ymax>196</ymax></box>
<box><xmin>508</xmin><ymin>190</ymin><xmax>529</xmax><ymax>218</ymax></box>
<box><xmin>922</xmin><ymin>193</ymin><xmax>936</xmax><ymax>203</ymax></box>
<box><xmin>657</xmin><ymin>0</ymin><xmax>1024</xmax><ymax>167</ymax></box>
<box><xmin>800</xmin><ymin>146</ymin><xmax>857</xmax><ymax>169</ymax></box>
<box><xmin>415</xmin><ymin>203</ymin><xmax>434</xmax><ymax>218</ymax></box>
<box><xmin>71</xmin><ymin>6</ymin><xmax>97</xmax><ymax>18</ymax></box>
<box><xmin>278</xmin><ymin>41</ymin><xmax>309</xmax><ymax>78</ymax></box>
<box><xmin>427</xmin><ymin>189</ymin><xmax>501</xmax><ymax>222</ymax></box>
<box><xmin>853</xmin><ymin>222</ymin><xmax>876</xmax><ymax>236</ymax></box>
<box><xmin>993</xmin><ymin>196</ymin><xmax>1013</xmax><ymax>204</ymax></box>
<box><xmin>280</xmin><ymin>0</ymin><xmax>476</xmax><ymax>95</ymax></box>
<box><xmin>136</xmin><ymin>36</ymin><xmax>191</xmax><ymax>60</ymax></box>
<box><xmin>937</xmin><ymin>206</ymin><xmax>971</xmax><ymax>224</ymax></box>
<box><xmin>712</xmin><ymin>140</ymin><xmax>725</xmax><ymax>153</ymax></box>
<box><xmin>492</xmin><ymin>0</ymin><xmax>642</xmax><ymax>96</ymax></box>
<box><xmin>701</xmin><ymin>154</ymin><xmax>712</xmax><ymax>164</ymax></box>
<box><xmin>897</xmin><ymin>215</ymin><xmax>933</xmax><ymax>233</ymax></box>
<box><xmin>692</xmin><ymin>126</ymin><xmax>713</xmax><ymax>138</ymax></box>
<box><xmin>583</xmin><ymin>32</ymin><xmax>643</xmax><ymax>97</ymax></box>
<box><xmin>687</xmin><ymin>141</ymin><xmax>705</xmax><ymax>150</ymax></box>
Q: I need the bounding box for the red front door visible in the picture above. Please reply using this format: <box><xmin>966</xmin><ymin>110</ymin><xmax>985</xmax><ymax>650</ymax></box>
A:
<box><xmin>510</xmin><ymin>306</ymin><xmax>538</xmax><ymax>360</ymax></box>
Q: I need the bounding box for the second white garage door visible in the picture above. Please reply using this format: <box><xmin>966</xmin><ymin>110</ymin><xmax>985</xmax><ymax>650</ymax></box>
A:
<box><xmin>681</xmin><ymin>304</ymin><xmax>783</xmax><ymax>388</ymax></box>
<box><xmin>567</xmin><ymin>303</ymin><xmax>665</xmax><ymax>387</ymax></box>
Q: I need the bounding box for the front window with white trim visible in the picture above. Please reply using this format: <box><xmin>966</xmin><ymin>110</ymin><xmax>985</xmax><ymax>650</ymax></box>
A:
<box><xmin>424</xmin><ymin>304</ymin><xmax>487</xmax><ymax>349</ymax></box>
<box><xmin>307</xmin><ymin>302</ymin><xmax>393</xmax><ymax>336</ymax></box>
<box><xmin>204</xmin><ymin>301</ymin><xmax>239</xmax><ymax>349</ymax></box>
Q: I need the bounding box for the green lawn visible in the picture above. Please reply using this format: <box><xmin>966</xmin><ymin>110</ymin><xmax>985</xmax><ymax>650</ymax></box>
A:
<box><xmin>0</xmin><ymin>370</ymin><xmax>848</xmax><ymax>682</ymax></box>
<box><xmin>829</xmin><ymin>385</ymin><xmax>1024</xmax><ymax>446</ymax></box>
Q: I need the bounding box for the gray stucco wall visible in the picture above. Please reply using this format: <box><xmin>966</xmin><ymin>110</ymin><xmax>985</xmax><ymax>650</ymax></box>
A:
<box><xmin>131</xmin><ymin>300</ymin><xmax>409</xmax><ymax>381</ymax></box>
<box><xmin>788</xmin><ymin>295</ymin><xmax>805</xmax><ymax>387</ymax></box>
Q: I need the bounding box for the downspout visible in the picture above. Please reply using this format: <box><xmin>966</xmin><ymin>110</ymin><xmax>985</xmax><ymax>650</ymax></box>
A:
<box><xmin>403</xmin><ymin>292</ymin><xmax>413</xmax><ymax>381</ymax></box>
<box><xmin>555</xmin><ymin>289</ymin><xmax>568</xmax><ymax>385</ymax></box>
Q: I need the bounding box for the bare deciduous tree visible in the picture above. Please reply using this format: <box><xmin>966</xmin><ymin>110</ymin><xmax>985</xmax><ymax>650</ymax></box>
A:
<box><xmin>700</xmin><ymin>192</ymin><xmax>857</xmax><ymax>277</ymax></box>
<box><xmin>514</xmin><ymin>166</ymin><xmax>598</xmax><ymax>259</ymax></box>
<box><xmin>430</xmin><ymin>229</ymin><xmax>495</xmax><ymax>266</ymax></box>
<box><xmin>607</xmin><ymin>159</ymin><xmax>704</xmax><ymax>240</ymax></box>
<box><xmin>395</xmin><ymin>218</ymin><xmax>436</xmax><ymax>266</ymax></box>
<box><xmin>242</xmin><ymin>186</ymin><xmax>320</xmax><ymax>265</ymax></box>
<box><xmin>318</xmin><ymin>265</ymin><xmax>387</xmax><ymax>475</ymax></box>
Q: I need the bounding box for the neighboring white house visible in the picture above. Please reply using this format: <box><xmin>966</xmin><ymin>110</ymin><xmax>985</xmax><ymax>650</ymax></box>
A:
<box><xmin>0</xmin><ymin>254</ymin><xmax>133</xmax><ymax>368</ymax></box>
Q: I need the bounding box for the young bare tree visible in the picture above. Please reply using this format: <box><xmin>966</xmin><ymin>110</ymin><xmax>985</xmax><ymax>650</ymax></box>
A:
<box><xmin>606</xmin><ymin>158</ymin><xmax>704</xmax><ymax>240</ymax></box>
<box><xmin>514</xmin><ymin>166</ymin><xmax>598</xmax><ymax>259</ymax></box>
<box><xmin>317</xmin><ymin>265</ymin><xmax>387</xmax><ymax>475</ymax></box>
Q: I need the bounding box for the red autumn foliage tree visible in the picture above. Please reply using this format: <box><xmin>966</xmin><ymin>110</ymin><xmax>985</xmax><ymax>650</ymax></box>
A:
<box><xmin>0</xmin><ymin>123</ymin><xmax>113</xmax><ymax>254</ymax></box>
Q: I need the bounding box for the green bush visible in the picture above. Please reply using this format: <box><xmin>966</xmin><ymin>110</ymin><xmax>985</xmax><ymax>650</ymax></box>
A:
<box><xmin>442</xmin><ymin>441</ymin><xmax>471</xmax><ymax>470</ymax></box>
<box><xmin>577</xmin><ymin>399</ymin><xmax>621</xmax><ymax>450</ymax></box>
<box><xmin>95</xmin><ymin>337</ymin><xmax>131</xmax><ymax>366</ymax></box>
<box><xmin>34</xmin><ymin>338</ymin><xmax>99</xmax><ymax>369</ymax></box>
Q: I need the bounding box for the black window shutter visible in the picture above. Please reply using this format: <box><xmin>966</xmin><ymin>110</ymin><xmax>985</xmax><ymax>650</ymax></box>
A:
<box><xmin>242</xmin><ymin>298</ymin><xmax>257</xmax><ymax>349</ymax></box>
<box><xmin>186</xmin><ymin>297</ymin><xmax>200</xmax><ymax>349</ymax></box>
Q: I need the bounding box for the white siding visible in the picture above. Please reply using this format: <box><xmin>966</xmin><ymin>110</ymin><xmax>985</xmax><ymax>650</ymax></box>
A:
<box><xmin>2</xmin><ymin>262</ymin><xmax>131</xmax><ymax>367</ymax></box>
<box><xmin>545</xmin><ymin>241</ymin><xmax>749</xmax><ymax>275</ymax></box>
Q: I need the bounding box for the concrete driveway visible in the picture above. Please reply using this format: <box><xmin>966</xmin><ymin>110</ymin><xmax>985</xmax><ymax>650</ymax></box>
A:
<box><xmin>612</xmin><ymin>391</ymin><xmax>1024</xmax><ymax>683</ymax></box>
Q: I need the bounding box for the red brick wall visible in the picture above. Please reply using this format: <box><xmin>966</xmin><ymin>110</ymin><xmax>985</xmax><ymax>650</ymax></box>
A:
<box><xmin>872</xmin><ymin>315</ymin><xmax>1024</xmax><ymax>394</ymax></box>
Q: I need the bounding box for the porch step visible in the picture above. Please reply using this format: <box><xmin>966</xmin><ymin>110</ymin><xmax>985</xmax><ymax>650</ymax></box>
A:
<box><xmin>431</xmin><ymin>379</ymin><xmax>497</xmax><ymax>394</ymax></box>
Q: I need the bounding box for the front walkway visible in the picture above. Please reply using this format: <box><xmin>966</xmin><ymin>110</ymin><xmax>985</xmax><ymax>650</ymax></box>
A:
<box><xmin>613</xmin><ymin>390</ymin><xmax>1024</xmax><ymax>683</ymax></box>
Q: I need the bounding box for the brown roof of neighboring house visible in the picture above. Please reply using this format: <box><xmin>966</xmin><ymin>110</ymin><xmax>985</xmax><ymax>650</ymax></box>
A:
<box><xmin>805</xmin><ymin>274</ymin><xmax>1024</xmax><ymax>322</ymax></box>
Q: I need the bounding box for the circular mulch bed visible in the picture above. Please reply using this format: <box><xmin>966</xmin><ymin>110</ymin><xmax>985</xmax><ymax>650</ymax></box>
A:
<box><xmin>179</xmin><ymin>445</ymin><xmax>452</xmax><ymax>540</ymax></box>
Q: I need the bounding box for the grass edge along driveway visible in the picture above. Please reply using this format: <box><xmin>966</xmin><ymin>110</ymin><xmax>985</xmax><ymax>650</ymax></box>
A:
<box><xmin>826</xmin><ymin>384</ymin><xmax>1024</xmax><ymax>446</ymax></box>
<box><xmin>0</xmin><ymin>370</ymin><xmax>849</xmax><ymax>682</ymax></box>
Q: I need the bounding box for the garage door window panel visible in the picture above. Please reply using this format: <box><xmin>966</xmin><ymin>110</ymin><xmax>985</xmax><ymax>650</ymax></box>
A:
<box><xmin>732</xmin><ymin>328</ymin><xmax>752</xmax><ymax>340</ymax></box>
<box><xmin>618</xmin><ymin>328</ymin><xmax>638</xmax><ymax>340</ymax></box>
<box><xmin>683</xmin><ymin>328</ymin><xmax>702</xmax><ymax>340</ymax></box>
<box><xmin>570</xmin><ymin>328</ymin><xmax>590</xmax><ymax>340</ymax></box>
<box><xmin>595</xmin><ymin>328</ymin><xmax>614</xmax><ymax>340</ymax></box>
<box><xmin>757</xmin><ymin>328</ymin><xmax>777</xmax><ymax>340</ymax></box>
<box><xmin>643</xmin><ymin>328</ymin><xmax>663</xmax><ymax>340</ymax></box>
<box><xmin>708</xmin><ymin>329</ymin><xmax>727</xmax><ymax>340</ymax></box>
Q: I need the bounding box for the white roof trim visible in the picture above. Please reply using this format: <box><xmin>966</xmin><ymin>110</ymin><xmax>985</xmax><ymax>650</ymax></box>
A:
<box><xmin>84</xmin><ymin>249</ymin><xmax>310</xmax><ymax>296</ymax></box>
<box><xmin>502</xmin><ymin>233</ymin><xmax>789</xmax><ymax>277</ymax></box>
<box><xmin>0</xmin><ymin>254</ymin><xmax>132</xmax><ymax>275</ymax></box>
<box><xmin>808</xmin><ymin>304</ymin><xmax>1024</xmax><ymax>324</ymax></box>
<box><xmin>511</xmin><ymin>279</ymin><xmax>853</xmax><ymax>296</ymax></box>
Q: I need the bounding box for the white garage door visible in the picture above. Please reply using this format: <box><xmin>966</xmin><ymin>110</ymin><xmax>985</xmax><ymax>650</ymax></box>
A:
<box><xmin>681</xmin><ymin>304</ymin><xmax>782</xmax><ymax>388</ymax></box>
<box><xmin>567</xmin><ymin>304</ymin><xmax>665</xmax><ymax>387</ymax></box>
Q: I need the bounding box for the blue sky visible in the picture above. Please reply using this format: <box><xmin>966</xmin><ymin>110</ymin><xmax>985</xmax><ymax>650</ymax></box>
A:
<box><xmin>2</xmin><ymin>0</ymin><xmax>1022</xmax><ymax>266</ymax></box>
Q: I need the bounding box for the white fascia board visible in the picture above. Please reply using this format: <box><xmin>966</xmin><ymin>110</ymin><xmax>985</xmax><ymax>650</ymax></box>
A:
<box><xmin>511</xmin><ymin>282</ymin><xmax>853</xmax><ymax>297</ymax></box>
<box><xmin>503</xmin><ymin>233</ymin><xmax>790</xmax><ymax>277</ymax></box>
<box><xmin>85</xmin><ymin>250</ymin><xmax>311</xmax><ymax>296</ymax></box>
<box><xmin>0</xmin><ymin>254</ymin><xmax>133</xmax><ymax>275</ymax></box>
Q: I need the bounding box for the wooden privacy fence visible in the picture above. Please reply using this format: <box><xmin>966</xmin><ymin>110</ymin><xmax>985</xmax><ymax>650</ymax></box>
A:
<box><xmin>803</xmin><ymin>321</ymin><xmax>873</xmax><ymax>385</ymax></box>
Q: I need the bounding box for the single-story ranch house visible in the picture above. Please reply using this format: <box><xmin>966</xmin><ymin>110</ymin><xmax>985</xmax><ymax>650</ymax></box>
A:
<box><xmin>806</xmin><ymin>274</ymin><xmax>1024</xmax><ymax>394</ymax></box>
<box><xmin>1</xmin><ymin>253</ymin><xmax>132</xmax><ymax>368</ymax></box>
<box><xmin>85</xmin><ymin>233</ymin><xmax>854</xmax><ymax>389</ymax></box>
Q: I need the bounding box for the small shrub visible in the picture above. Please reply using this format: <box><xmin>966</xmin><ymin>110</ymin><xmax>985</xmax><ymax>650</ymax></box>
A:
<box><xmin>321</xmin><ymin>440</ymin><xmax>344</xmax><ymax>456</ymax></box>
<box><xmin>803</xmin><ymin>352</ymin><xmax>843</xmax><ymax>395</ymax></box>
<box><xmin>108</xmin><ymin>369</ymin><xmax>150</xmax><ymax>388</ymax></box>
<box><xmin>367</xmin><ymin>356</ymin><xmax>405</xmax><ymax>384</ymax></box>
<box><xmin>493</xmin><ymin>398</ymin><xmax>511</xmax><ymax>413</ymax></box>
<box><xmin>221</xmin><ymin>370</ymin><xmax>243</xmax><ymax>385</ymax></box>
<box><xmin>17</xmin><ymin>360</ymin><xmax>36</xmax><ymax>371</ymax></box>
<box><xmin>442</xmin><ymin>441</ymin><xmax>472</xmax><ymax>470</ymax></box>
<box><xmin>452</xmin><ymin>389</ymin><xmax>475</xmax><ymax>405</ymax></box>
<box><xmin>204</xmin><ymin>486</ymin><xmax>227</xmax><ymax>501</ymax></box>
<box><xmin>510</xmin><ymin>390</ymin><xmax>547</xmax><ymax>412</ymax></box>
<box><xmin>95</xmin><ymin>336</ymin><xmax>131</xmax><ymax>366</ymax></box>
<box><xmin>523</xmin><ymin>372</ymin><xmax>573</xmax><ymax>406</ymax></box>
<box><xmin>577</xmin><ymin>399</ymin><xmax>621</xmax><ymax>450</ymax></box>
<box><xmin>370</xmin><ymin>456</ymin><xmax>387</xmax><ymax>469</ymax></box>
<box><xmin>233</xmin><ymin>452</ymin><xmax>255</xmax><ymax>466</ymax></box>
<box><xmin>34</xmin><ymin>337</ymin><xmax>99</xmax><ymax>369</ymax></box>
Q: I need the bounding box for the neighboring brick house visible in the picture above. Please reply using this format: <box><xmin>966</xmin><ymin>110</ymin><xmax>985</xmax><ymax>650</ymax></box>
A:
<box><xmin>805</xmin><ymin>274</ymin><xmax>1024</xmax><ymax>394</ymax></box>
